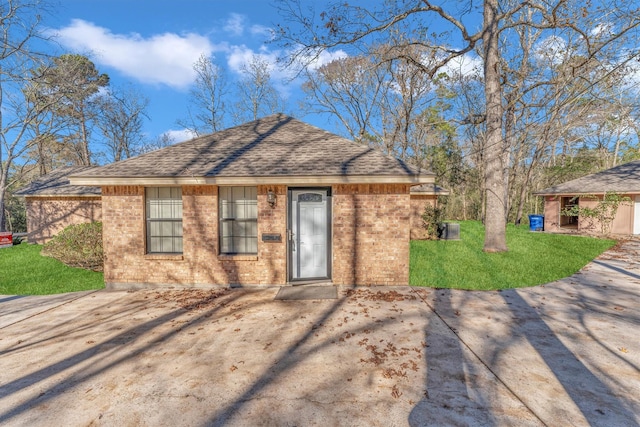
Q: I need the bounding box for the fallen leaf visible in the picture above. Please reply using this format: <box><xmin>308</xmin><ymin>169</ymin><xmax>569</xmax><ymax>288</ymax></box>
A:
<box><xmin>391</xmin><ymin>385</ymin><xmax>402</xmax><ymax>399</ymax></box>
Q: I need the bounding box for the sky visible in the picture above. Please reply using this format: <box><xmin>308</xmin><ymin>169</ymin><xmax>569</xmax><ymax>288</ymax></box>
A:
<box><xmin>45</xmin><ymin>0</ymin><xmax>346</xmax><ymax>145</ymax></box>
<box><xmin>39</xmin><ymin>0</ymin><xmax>640</xmax><ymax>154</ymax></box>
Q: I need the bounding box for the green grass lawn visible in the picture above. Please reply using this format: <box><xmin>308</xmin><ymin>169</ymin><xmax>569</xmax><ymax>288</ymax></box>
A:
<box><xmin>0</xmin><ymin>243</ymin><xmax>104</xmax><ymax>295</ymax></box>
<box><xmin>410</xmin><ymin>221</ymin><xmax>616</xmax><ymax>290</ymax></box>
<box><xmin>0</xmin><ymin>223</ymin><xmax>616</xmax><ymax>294</ymax></box>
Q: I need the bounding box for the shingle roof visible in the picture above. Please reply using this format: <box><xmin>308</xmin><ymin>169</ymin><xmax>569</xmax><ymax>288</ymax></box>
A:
<box><xmin>536</xmin><ymin>160</ymin><xmax>640</xmax><ymax>195</ymax></box>
<box><xmin>14</xmin><ymin>166</ymin><xmax>101</xmax><ymax>197</ymax></box>
<box><xmin>71</xmin><ymin>114</ymin><xmax>433</xmax><ymax>185</ymax></box>
<box><xmin>410</xmin><ymin>183</ymin><xmax>450</xmax><ymax>195</ymax></box>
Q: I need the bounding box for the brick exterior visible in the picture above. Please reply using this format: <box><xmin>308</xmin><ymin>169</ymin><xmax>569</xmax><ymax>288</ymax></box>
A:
<box><xmin>332</xmin><ymin>184</ymin><xmax>410</xmax><ymax>286</ymax></box>
<box><xmin>102</xmin><ymin>183</ymin><xmax>411</xmax><ymax>289</ymax></box>
<box><xmin>25</xmin><ymin>196</ymin><xmax>102</xmax><ymax>244</ymax></box>
<box><xmin>102</xmin><ymin>185</ymin><xmax>288</xmax><ymax>288</ymax></box>
<box><xmin>409</xmin><ymin>195</ymin><xmax>438</xmax><ymax>240</ymax></box>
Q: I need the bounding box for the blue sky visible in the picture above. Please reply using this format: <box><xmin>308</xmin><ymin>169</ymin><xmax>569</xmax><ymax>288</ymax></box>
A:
<box><xmin>46</xmin><ymin>0</ymin><xmax>347</xmax><ymax>144</ymax></box>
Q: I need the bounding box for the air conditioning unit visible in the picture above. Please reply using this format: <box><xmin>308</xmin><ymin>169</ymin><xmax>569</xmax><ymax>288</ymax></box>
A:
<box><xmin>438</xmin><ymin>222</ymin><xmax>460</xmax><ymax>240</ymax></box>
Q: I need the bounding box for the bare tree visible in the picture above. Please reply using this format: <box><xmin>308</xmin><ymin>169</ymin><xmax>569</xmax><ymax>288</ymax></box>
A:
<box><xmin>377</xmin><ymin>43</ymin><xmax>449</xmax><ymax>162</ymax></box>
<box><xmin>276</xmin><ymin>0</ymin><xmax>640</xmax><ymax>252</ymax></box>
<box><xmin>302</xmin><ymin>54</ymin><xmax>387</xmax><ymax>145</ymax></box>
<box><xmin>233</xmin><ymin>55</ymin><xmax>287</xmax><ymax>123</ymax></box>
<box><xmin>0</xmin><ymin>0</ymin><xmax>51</xmax><ymax>231</ymax></box>
<box><xmin>138</xmin><ymin>132</ymin><xmax>177</xmax><ymax>155</ymax></box>
<box><xmin>96</xmin><ymin>85</ymin><xmax>149</xmax><ymax>162</ymax></box>
<box><xmin>33</xmin><ymin>54</ymin><xmax>109</xmax><ymax>166</ymax></box>
<box><xmin>178</xmin><ymin>54</ymin><xmax>227</xmax><ymax>136</ymax></box>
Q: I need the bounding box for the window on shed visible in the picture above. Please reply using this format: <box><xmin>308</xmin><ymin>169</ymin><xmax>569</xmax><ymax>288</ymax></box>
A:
<box><xmin>219</xmin><ymin>186</ymin><xmax>257</xmax><ymax>254</ymax></box>
<box><xmin>146</xmin><ymin>187</ymin><xmax>183</xmax><ymax>253</ymax></box>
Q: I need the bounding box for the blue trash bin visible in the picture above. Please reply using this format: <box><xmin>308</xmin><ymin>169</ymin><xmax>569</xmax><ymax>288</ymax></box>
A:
<box><xmin>528</xmin><ymin>214</ymin><xmax>544</xmax><ymax>232</ymax></box>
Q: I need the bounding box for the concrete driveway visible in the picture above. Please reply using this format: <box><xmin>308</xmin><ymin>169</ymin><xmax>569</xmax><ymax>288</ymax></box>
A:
<box><xmin>1</xmin><ymin>243</ymin><xmax>639</xmax><ymax>426</ymax></box>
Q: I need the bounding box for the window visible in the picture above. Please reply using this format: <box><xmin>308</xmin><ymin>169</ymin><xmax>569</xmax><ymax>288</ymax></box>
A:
<box><xmin>219</xmin><ymin>186</ymin><xmax>257</xmax><ymax>254</ymax></box>
<box><xmin>146</xmin><ymin>187</ymin><xmax>183</xmax><ymax>253</ymax></box>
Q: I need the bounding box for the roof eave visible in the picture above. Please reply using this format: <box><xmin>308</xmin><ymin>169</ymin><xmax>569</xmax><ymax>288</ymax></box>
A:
<box><xmin>534</xmin><ymin>190</ymin><xmax>623</xmax><ymax>196</ymax></box>
<box><xmin>69</xmin><ymin>174</ymin><xmax>435</xmax><ymax>186</ymax></box>
<box><xmin>410</xmin><ymin>190</ymin><xmax>451</xmax><ymax>196</ymax></box>
<box><xmin>22</xmin><ymin>193</ymin><xmax>102</xmax><ymax>198</ymax></box>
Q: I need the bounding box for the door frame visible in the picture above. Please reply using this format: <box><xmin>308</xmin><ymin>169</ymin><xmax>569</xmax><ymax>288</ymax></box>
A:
<box><xmin>287</xmin><ymin>187</ymin><xmax>332</xmax><ymax>283</ymax></box>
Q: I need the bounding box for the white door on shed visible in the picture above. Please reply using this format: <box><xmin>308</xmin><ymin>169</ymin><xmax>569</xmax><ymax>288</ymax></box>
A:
<box><xmin>634</xmin><ymin>196</ymin><xmax>640</xmax><ymax>234</ymax></box>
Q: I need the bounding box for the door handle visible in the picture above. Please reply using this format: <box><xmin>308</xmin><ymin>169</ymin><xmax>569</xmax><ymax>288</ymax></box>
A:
<box><xmin>288</xmin><ymin>229</ymin><xmax>295</xmax><ymax>251</ymax></box>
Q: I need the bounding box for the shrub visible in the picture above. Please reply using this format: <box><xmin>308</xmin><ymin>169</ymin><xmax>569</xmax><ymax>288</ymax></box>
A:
<box><xmin>421</xmin><ymin>204</ymin><xmax>445</xmax><ymax>239</ymax></box>
<box><xmin>42</xmin><ymin>222</ymin><xmax>103</xmax><ymax>271</ymax></box>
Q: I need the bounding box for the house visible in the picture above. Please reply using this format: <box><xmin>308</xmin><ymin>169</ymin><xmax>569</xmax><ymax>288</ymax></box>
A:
<box><xmin>69</xmin><ymin>114</ymin><xmax>434</xmax><ymax>289</ymax></box>
<box><xmin>409</xmin><ymin>184</ymin><xmax>450</xmax><ymax>239</ymax></box>
<box><xmin>14</xmin><ymin>166</ymin><xmax>102</xmax><ymax>244</ymax></box>
<box><xmin>535</xmin><ymin>159</ymin><xmax>640</xmax><ymax>235</ymax></box>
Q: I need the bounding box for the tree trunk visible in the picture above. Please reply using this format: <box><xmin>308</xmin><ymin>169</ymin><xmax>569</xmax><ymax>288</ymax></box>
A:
<box><xmin>515</xmin><ymin>166</ymin><xmax>534</xmax><ymax>225</ymax></box>
<box><xmin>0</xmin><ymin>172</ymin><xmax>7</xmax><ymax>232</ymax></box>
<box><xmin>80</xmin><ymin>106</ymin><xmax>92</xmax><ymax>166</ymax></box>
<box><xmin>482</xmin><ymin>0</ymin><xmax>508</xmax><ymax>252</ymax></box>
<box><xmin>36</xmin><ymin>133</ymin><xmax>48</xmax><ymax>176</ymax></box>
<box><xmin>504</xmin><ymin>93</ymin><xmax>516</xmax><ymax>222</ymax></box>
<box><xmin>462</xmin><ymin>191</ymin><xmax>467</xmax><ymax>220</ymax></box>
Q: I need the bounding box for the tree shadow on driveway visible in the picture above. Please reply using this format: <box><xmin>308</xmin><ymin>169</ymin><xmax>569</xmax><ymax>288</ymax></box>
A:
<box><xmin>409</xmin><ymin>288</ymin><xmax>542</xmax><ymax>426</ymax></box>
<box><xmin>0</xmin><ymin>289</ymin><xmax>245</xmax><ymax>424</ymax></box>
<box><xmin>497</xmin><ymin>289</ymin><xmax>639</xmax><ymax>425</ymax></box>
<box><xmin>413</xmin><ymin>281</ymin><xmax>640</xmax><ymax>427</ymax></box>
<box><xmin>0</xmin><ymin>277</ymin><xmax>638</xmax><ymax>426</ymax></box>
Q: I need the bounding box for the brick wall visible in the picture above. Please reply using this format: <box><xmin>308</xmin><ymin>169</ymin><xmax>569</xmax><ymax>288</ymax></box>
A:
<box><xmin>102</xmin><ymin>183</ymin><xmax>411</xmax><ymax>288</ymax></box>
<box><xmin>332</xmin><ymin>184</ymin><xmax>411</xmax><ymax>286</ymax></box>
<box><xmin>102</xmin><ymin>185</ymin><xmax>287</xmax><ymax>289</ymax></box>
<box><xmin>409</xmin><ymin>195</ymin><xmax>438</xmax><ymax>240</ymax></box>
<box><xmin>25</xmin><ymin>196</ymin><xmax>102</xmax><ymax>244</ymax></box>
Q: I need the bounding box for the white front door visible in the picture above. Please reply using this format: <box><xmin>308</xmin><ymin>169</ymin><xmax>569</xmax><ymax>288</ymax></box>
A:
<box><xmin>634</xmin><ymin>196</ymin><xmax>640</xmax><ymax>234</ymax></box>
<box><xmin>289</xmin><ymin>189</ymin><xmax>331</xmax><ymax>281</ymax></box>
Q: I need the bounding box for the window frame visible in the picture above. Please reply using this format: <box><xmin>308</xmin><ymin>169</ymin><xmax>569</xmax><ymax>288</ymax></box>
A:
<box><xmin>145</xmin><ymin>187</ymin><xmax>183</xmax><ymax>254</ymax></box>
<box><xmin>218</xmin><ymin>186</ymin><xmax>258</xmax><ymax>255</ymax></box>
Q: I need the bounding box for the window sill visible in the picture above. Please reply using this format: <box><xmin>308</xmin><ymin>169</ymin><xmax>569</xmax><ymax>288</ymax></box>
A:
<box><xmin>144</xmin><ymin>254</ymin><xmax>184</xmax><ymax>261</ymax></box>
<box><xmin>218</xmin><ymin>254</ymin><xmax>258</xmax><ymax>261</ymax></box>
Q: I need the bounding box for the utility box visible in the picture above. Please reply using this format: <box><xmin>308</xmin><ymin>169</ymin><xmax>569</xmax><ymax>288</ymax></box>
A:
<box><xmin>0</xmin><ymin>232</ymin><xmax>13</xmax><ymax>249</ymax></box>
<box><xmin>438</xmin><ymin>223</ymin><xmax>460</xmax><ymax>240</ymax></box>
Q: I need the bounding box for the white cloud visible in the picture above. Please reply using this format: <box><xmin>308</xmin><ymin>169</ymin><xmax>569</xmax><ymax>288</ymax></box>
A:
<box><xmin>163</xmin><ymin>129</ymin><xmax>198</xmax><ymax>142</ymax></box>
<box><xmin>534</xmin><ymin>35</ymin><xmax>568</xmax><ymax>65</ymax></box>
<box><xmin>620</xmin><ymin>54</ymin><xmax>640</xmax><ymax>93</ymax></box>
<box><xmin>591</xmin><ymin>22</ymin><xmax>614</xmax><ymax>38</ymax></box>
<box><xmin>250</xmin><ymin>24</ymin><xmax>273</xmax><ymax>38</ymax></box>
<box><xmin>227</xmin><ymin>45</ymin><xmax>264</xmax><ymax>74</ymax></box>
<box><xmin>440</xmin><ymin>53</ymin><xmax>483</xmax><ymax>78</ymax></box>
<box><xmin>227</xmin><ymin>45</ymin><xmax>297</xmax><ymax>81</ymax></box>
<box><xmin>54</xmin><ymin>19</ymin><xmax>217</xmax><ymax>90</ymax></box>
<box><xmin>226</xmin><ymin>46</ymin><xmax>296</xmax><ymax>94</ymax></box>
<box><xmin>223</xmin><ymin>13</ymin><xmax>246</xmax><ymax>37</ymax></box>
<box><xmin>303</xmin><ymin>48</ymin><xmax>349</xmax><ymax>71</ymax></box>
